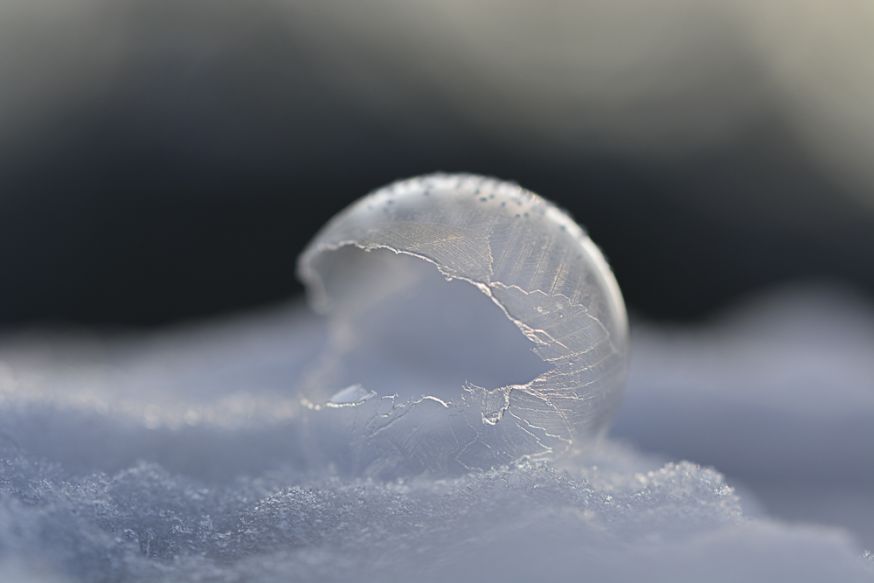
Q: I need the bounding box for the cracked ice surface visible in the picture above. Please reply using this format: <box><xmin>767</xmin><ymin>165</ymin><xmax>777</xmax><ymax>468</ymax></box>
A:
<box><xmin>297</xmin><ymin>174</ymin><xmax>629</xmax><ymax>474</ymax></box>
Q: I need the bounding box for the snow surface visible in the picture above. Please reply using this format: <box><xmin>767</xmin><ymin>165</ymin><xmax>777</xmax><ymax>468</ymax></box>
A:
<box><xmin>1</xmin><ymin>287</ymin><xmax>873</xmax><ymax>581</ymax></box>
<box><xmin>615</xmin><ymin>286</ymin><xmax>874</xmax><ymax>548</ymax></box>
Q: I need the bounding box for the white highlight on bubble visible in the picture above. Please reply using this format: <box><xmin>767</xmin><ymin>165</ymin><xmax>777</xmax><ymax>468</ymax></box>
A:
<box><xmin>298</xmin><ymin>173</ymin><xmax>628</xmax><ymax>474</ymax></box>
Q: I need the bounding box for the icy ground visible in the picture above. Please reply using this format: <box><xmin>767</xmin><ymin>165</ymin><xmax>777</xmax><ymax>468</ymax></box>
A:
<box><xmin>1</xmin><ymin>287</ymin><xmax>873</xmax><ymax>582</ymax></box>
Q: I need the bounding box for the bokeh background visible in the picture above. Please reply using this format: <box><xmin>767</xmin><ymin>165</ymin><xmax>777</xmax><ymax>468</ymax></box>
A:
<box><xmin>3</xmin><ymin>0</ymin><xmax>874</xmax><ymax>329</ymax></box>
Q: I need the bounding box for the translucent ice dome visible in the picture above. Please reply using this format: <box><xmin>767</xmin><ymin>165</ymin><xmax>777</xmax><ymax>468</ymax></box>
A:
<box><xmin>297</xmin><ymin>174</ymin><xmax>628</xmax><ymax>475</ymax></box>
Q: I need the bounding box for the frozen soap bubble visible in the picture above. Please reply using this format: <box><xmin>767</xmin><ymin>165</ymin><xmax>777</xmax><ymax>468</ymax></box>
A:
<box><xmin>298</xmin><ymin>174</ymin><xmax>628</xmax><ymax>476</ymax></box>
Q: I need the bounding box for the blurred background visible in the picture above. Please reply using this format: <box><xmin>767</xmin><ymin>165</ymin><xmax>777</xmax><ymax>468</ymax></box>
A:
<box><xmin>2</xmin><ymin>0</ymin><xmax>874</xmax><ymax>330</ymax></box>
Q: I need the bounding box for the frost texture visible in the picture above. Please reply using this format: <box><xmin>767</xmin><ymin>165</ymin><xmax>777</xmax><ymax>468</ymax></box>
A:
<box><xmin>2</xmin><ymin>435</ymin><xmax>870</xmax><ymax>583</ymax></box>
<box><xmin>297</xmin><ymin>174</ymin><xmax>628</xmax><ymax>474</ymax></box>
<box><xmin>0</xmin><ymin>445</ymin><xmax>746</xmax><ymax>582</ymax></box>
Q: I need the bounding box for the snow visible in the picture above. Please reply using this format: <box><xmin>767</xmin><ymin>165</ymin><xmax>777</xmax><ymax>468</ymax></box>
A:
<box><xmin>614</xmin><ymin>286</ymin><xmax>874</xmax><ymax>547</ymax></box>
<box><xmin>1</xmin><ymin>287</ymin><xmax>873</xmax><ymax>581</ymax></box>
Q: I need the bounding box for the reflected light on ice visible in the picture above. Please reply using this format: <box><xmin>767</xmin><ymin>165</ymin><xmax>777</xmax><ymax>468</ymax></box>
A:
<box><xmin>297</xmin><ymin>174</ymin><xmax>628</xmax><ymax>474</ymax></box>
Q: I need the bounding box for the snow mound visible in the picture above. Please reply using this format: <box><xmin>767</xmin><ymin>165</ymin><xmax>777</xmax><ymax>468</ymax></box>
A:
<box><xmin>1</xmin><ymin>290</ymin><xmax>874</xmax><ymax>580</ymax></box>
<box><xmin>2</xmin><ymin>437</ymin><xmax>870</xmax><ymax>582</ymax></box>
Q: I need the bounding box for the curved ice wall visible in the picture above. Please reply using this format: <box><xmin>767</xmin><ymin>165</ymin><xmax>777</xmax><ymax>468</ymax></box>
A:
<box><xmin>298</xmin><ymin>174</ymin><xmax>628</xmax><ymax>475</ymax></box>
